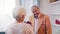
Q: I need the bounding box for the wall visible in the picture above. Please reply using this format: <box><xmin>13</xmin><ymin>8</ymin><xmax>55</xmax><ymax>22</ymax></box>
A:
<box><xmin>40</xmin><ymin>0</ymin><xmax>60</xmax><ymax>15</ymax></box>
<box><xmin>0</xmin><ymin>0</ymin><xmax>15</xmax><ymax>32</ymax></box>
<box><xmin>40</xmin><ymin>0</ymin><xmax>60</xmax><ymax>34</ymax></box>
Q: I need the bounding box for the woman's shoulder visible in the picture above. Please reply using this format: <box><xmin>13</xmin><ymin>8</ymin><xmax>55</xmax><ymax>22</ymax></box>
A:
<box><xmin>7</xmin><ymin>22</ymin><xmax>16</xmax><ymax>29</ymax></box>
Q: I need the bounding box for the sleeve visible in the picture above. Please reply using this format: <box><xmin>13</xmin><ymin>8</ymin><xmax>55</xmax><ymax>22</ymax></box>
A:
<box><xmin>45</xmin><ymin>16</ymin><xmax>52</xmax><ymax>34</ymax></box>
<box><xmin>25</xmin><ymin>24</ymin><xmax>34</xmax><ymax>34</ymax></box>
<box><xmin>29</xmin><ymin>26</ymin><xmax>34</xmax><ymax>34</ymax></box>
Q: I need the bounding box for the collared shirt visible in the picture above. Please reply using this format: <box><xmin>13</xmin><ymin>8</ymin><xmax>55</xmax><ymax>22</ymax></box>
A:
<box><xmin>34</xmin><ymin>18</ymin><xmax>39</xmax><ymax>34</ymax></box>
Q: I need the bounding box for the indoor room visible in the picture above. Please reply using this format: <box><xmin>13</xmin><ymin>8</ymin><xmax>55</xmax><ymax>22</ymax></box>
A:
<box><xmin>0</xmin><ymin>0</ymin><xmax>60</xmax><ymax>34</ymax></box>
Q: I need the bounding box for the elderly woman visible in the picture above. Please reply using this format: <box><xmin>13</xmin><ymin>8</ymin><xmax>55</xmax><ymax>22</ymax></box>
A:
<box><xmin>6</xmin><ymin>7</ymin><xmax>34</xmax><ymax>34</ymax></box>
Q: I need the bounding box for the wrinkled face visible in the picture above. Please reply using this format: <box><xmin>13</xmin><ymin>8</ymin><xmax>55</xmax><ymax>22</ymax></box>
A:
<box><xmin>32</xmin><ymin>6</ymin><xmax>40</xmax><ymax>17</ymax></box>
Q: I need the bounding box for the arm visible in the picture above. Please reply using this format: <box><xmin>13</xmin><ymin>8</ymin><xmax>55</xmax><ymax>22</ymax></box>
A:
<box><xmin>30</xmin><ymin>26</ymin><xmax>34</xmax><ymax>34</ymax></box>
<box><xmin>25</xmin><ymin>24</ymin><xmax>34</xmax><ymax>34</ymax></box>
<box><xmin>45</xmin><ymin>16</ymin><xmax>52</xmax><ymax>34</ymax></box>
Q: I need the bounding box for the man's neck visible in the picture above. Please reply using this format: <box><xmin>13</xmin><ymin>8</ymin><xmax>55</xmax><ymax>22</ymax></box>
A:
<box><xmin>34</xmin><ymin>16</ymin><xmax>38</xmax><ymax>19</ymax></box>
<box><xmin>34</xmin><ymin>14</ymin><xmax>39</xmax><ymax>19</ymax></box>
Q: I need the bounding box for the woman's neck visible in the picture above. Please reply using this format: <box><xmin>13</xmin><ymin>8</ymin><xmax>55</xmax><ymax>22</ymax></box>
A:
<box><xmin>17</xmin><ymin>20</ymin><xmax>23</xmax><ymax>23</ymax></box>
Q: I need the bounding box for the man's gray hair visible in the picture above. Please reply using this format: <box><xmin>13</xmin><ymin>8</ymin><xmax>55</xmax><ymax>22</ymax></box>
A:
<box><xmin>32</xmin><ymin>5</ymin><xmax>40</xmax><ymax>9</ymax></box>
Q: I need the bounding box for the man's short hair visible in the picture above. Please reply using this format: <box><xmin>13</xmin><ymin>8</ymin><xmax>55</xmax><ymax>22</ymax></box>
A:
<box><xmin>32</xmin><ymin>5</ymin><xmax>40</xmax><ymax>9</ymax></box>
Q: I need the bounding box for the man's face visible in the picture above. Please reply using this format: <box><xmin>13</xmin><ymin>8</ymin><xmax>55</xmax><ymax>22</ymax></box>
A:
<box><xmin>32</xmin><ymin>7</ymin><xmax>40</xmax><ymax>17</ymax></box>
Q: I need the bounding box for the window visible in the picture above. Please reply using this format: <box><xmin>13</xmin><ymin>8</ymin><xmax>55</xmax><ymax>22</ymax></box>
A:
<box><xmin>0</xmin><ymin>0</ymin><xmax>15</xmax><ymax>32</ymax></box>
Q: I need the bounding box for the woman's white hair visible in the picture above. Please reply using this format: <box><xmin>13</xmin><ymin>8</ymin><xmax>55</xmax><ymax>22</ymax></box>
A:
<box><xmin>13</xmin><ymin>6</ymin><xmax>26</xmax><ymax>19</ymax></box>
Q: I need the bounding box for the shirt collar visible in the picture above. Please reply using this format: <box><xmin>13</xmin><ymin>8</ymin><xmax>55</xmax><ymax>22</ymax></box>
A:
<box><xmin>34</xmin><ymin>13</ymin><xmax>41</xmax><ymax>19</ymax></box>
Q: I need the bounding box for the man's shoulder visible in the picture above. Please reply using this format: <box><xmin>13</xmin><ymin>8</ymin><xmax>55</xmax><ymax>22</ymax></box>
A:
<box><xmin>29</xmin><ymin>13</ymin><xmax>49</xmax><ymax>17</ymax></box>
<box><xmin>29</xmin><ymin>13</ymin><xmax>50</xmax><ymax>19</ymax></box>
<box><xmin>40</xmin><ymin>13</ymin><xmax>49</xmax><ymax>18</ymax></box>
<box><xmin>29</xmin><ymin>15</ymin><xmax>34</xmax><ymax>20</ymax></box>
<box><xmin>29</xmin><ymin>15</ymin><xmax>34</xmax><ymax>18</ymax></box>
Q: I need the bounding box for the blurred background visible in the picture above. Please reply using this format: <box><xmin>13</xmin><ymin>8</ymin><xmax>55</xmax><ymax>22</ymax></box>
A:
<box><xmin>0</xmin><ymin>0</ymin><xmax>60</xmax><ymax>34</ymax></box>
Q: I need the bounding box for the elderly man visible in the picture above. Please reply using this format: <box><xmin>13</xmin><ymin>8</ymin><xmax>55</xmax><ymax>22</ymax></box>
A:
<box><xmin>6</xmin><ymin>7</ymin><xmax>34</xmax><ymax>34</ymax></box>
<box><xmin>29</xmin><ymin>5</ymin><xmax>52</xmax><ymax>34</ymax></box>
